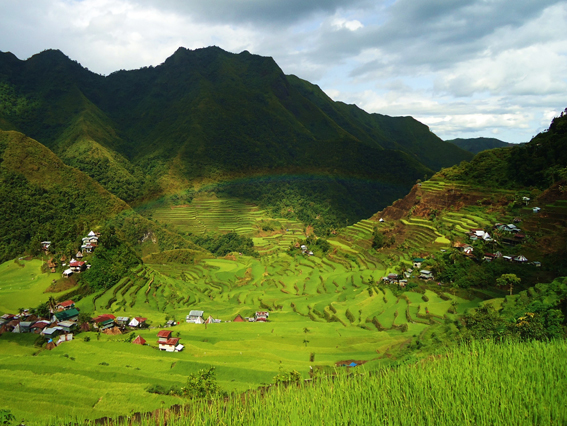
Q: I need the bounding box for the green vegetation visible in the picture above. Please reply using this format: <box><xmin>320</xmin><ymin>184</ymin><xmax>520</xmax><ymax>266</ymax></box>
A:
<box><xmin>446</xmin><ymin>137</ymin><xmax>514</xmax><ymax>154</ymax></box>
<box><xmin>8</xmin><ymin>340</ymin><xmax>567</xmax><ymax>425</ymax></box>
<box><xmin>0</xmin><ymin>46</ymin><xmax>471</xmax><ymax>230</ymax></box>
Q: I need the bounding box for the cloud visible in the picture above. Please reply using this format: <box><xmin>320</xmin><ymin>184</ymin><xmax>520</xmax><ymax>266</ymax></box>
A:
<box><xmin>132</xmin><ymin>0</ymin><xmax>375</xmax><ymax>26</ymax></box>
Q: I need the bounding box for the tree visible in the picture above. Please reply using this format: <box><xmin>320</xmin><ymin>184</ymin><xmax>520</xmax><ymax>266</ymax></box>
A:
<box><xmin>0</xmin><ymin>409</ymin><xmax>15</xmax><ymax>425</ymax></box>
<box><xmin>47</xmin><ymin>296</ymin><xmax>57</xmax><ymax>316</ymax></box>
<box><xmin>184</xmin><ymin>367</ymin><xmax>224</xmax><ymax>399</ymax></box>
<box><xmin>497</xmin><ymin>273</ymin><xmax>521</xmax><ymax>296</ymax></box>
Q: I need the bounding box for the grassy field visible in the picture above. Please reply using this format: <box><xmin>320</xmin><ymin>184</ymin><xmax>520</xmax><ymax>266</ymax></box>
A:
<box><xmin>14</xmin><ymin>339</ymin><xmax>567</xmax><ymax>425</ymax></box>
<box><xmin>0</xmin><ymin>258</ymin><xmax>69</xmax><ymax>313</ymax></box>
<box><xmin>0</xmin><ymin>189</ymin><xmax>538</xmax><ymax>423</ymax></box>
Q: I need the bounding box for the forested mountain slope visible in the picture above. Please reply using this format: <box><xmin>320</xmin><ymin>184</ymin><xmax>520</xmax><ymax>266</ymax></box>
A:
<box><xmin>0</xmin><ymin>130</ymin><xmax>202</xmax><ymax>263</ymax></box>
<box><xmin>0</xmin><ymin>47</ymin><xmax>471</xmax><ymax>226</ymax></box>
<box><xmin>446</xmin><ymin>137</ymin><xmax>515</xmax><ymax>154</ymax></box>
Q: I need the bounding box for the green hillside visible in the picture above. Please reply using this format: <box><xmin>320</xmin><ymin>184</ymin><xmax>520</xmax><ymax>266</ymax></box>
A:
<box><xmin>439</xmin><ymin>112</ymin><xmax>567</xmax><ymax>189</ymax></box>
<box><xmin>0</xmin><ymin>47</ymin><xmax>471</xmax><ymax>226</ymax></box>
<box><xmin>0</xmin><ymin>130</ymin><xmax>128</xmax><ymax>262</ymax></box>
<box><xmin>446</xmin><ymin>137</ymin><xmax>515</xmax><ymax>154</ymax></box>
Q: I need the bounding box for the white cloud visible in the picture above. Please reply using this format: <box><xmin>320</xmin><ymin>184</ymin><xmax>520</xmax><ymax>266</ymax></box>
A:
<box><xmin>331</xmin><ymin>17</ymin><xmax>364</xmax><ymax>31</ymax></box>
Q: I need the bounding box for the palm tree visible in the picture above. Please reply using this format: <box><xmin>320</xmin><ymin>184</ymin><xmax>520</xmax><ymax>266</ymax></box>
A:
<box><xmin>47</xmin><ymin>296</ymin><xmax>57</xmax><ymax>317</ymax></box>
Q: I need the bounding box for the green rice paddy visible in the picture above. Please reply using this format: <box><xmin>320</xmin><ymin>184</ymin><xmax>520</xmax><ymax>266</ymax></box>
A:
<box><xmin>0</xmin><ymin>188</ymin><xmax>542</xmax><ymax>423</ymax></box>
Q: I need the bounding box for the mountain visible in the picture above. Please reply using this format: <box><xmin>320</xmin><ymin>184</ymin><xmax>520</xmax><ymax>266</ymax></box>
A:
<box><xmin>446</xmin><ymin>137</ymin><xmax>515</xmax><ymax>154</ymax></box>
<box><xmin>0</xmin><ymin>46</ymin><xmax>472</xmax><ymax>229</ymax></box>
<box><xmin>0</xmin><ymin>129</ymin><xmax>201</xmax><ymax>264</ymax></box>
<box><xmin>439</xmin><ymin>112</ymin><xmax>567</xmax><ymax>189</ymax></box>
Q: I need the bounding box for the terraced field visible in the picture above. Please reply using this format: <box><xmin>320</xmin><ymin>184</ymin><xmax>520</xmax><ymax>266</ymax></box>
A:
<box><xmin>152</xmin><ymin>197</ymin><xmax>304</xmax><ymax>255</ymax></box>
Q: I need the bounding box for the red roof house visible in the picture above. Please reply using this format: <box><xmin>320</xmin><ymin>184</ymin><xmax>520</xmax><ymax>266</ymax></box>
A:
<box><xmin>157</xmin><ymin>330</ymin><xmax>172</xmax><ymax>343</ymax></box>
<box><xmin>132</xmin><ymin>335</ymin><xmax>146</xmax><ymax>345</ymax></box>
<box><xmin>57</xmin><ymin>300</ymin><xmax>75</xmax><ymax>311</ymax></box>
<box><xmin>92</xmin><ymin>314</ymin><xmax>116</xmax><ymax>323</ymax></box>
<box><xmin>233</xmin><ymin>314</ymin><xmax>245</xmax><ymax>322</ymax></box>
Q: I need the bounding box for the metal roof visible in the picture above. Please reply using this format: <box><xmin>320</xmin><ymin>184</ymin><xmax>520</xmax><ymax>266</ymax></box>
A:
<box><xmin>189</xmin><ymin>310</ymin><xmax>204</xmax><ymax>316</ymax></box>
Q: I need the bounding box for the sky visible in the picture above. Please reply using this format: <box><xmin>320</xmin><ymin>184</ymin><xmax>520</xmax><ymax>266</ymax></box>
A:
<box><xmin>0</xmin><ymin>0</ymin><xmax>566</xmax><ymax>143</ymax></box>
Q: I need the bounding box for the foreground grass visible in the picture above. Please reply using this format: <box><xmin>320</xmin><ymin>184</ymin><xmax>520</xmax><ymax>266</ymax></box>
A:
<box><xmin>33</xmin><ymin>339</ymin><xmax>567</xmax><ymax>426</ymax></box>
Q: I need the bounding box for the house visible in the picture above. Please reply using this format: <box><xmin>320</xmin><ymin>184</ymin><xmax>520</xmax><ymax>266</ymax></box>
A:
<box><xmin>483</xmin><ymin>253</ymin><xmax>496</xmax><ymax>262</ymax></box>
<box><xmin>204</xmin><ymin>316</ymin><xmax>221</xmax><ymax>324</ymax></box>
<box><xmin>254</xmin><ymin>312</ymin><xmax>269</xmax><ymax>322</ymax></box>
<box><xmin>532</xmin><ymin>261</ymin><xmax>542</xmax><ymax>267</ymax></box>
<box><xmin>186</xmin><ymin>310</ymin><xmax>204</xmax><ymax>323</ymax></box>
<box><xmin>57</xmin><ymin>321</ymin><xmax>76</xmax><ymax>333</ymax></box>
<box><xmin>41</xmin><ymin>327</ymin><xmax>63</xmax><ymax>337</ymax></box>
<box><xmin>92</xmin><ymin>314</ymin><xmax>116</xmax><ymax>330</ymax></box>
<box><xmin>132</xmin><ymin>335</ymin><xmax>146</xmax><ymax>345</ymax></box>
<box><xmin>82</xmin><ymin>232</ymin><xmax>99</xmax><ymax>245</ymax></box>
<box><xmin>165</xmin><ymin>320</ymin><xmax>176</xmax><ymax>327</ymax></box>
<box><xmin>75</xmin><ymin>251</ymin><xmax>83</xmax><ymax>259</ymax></box>
<box><xmin>514</xmin><ymin>255</ymin><xmax>528</xmax><ymax>263</ymax></box>
<box><xmin>404</xmin><ymin>269</ymin><xmax>413</xmax><ymax>278</ymax></box>
<box><xmin>41</xmin><ymin>241</ymin><xmax>51</xmax><ymax>250</ymax></box>
<box><xmin>69</xmin><ymin>260</ymin><xmax>86</xmax><ymax>273</ymax></box>
<box><xmin>399</xmin><ymin>279</ymin><xmax>408</xmax><ymax>287</ymax></box>
<box><xmin>55</xmin><ymin>308</ymin><xmax>79</xmax><ymax>322</ymax></box>
<box><xmin>158</xmin><ymin>338</ymin><xmax>183</xmax><ymax>352</ymax></box>
<box><xmin>419</xmin><ymin>270</ymin><xmax>434</xmax><ymax>280</ymax></box>
<box><xmin>116</xmin><ymin>316</ymin><xmax>130</xmax><ymax>326</ymax></box>
<box><xmin>128</xmin><ymin>317</ymin><xmax>147</xmax><ymax>328</ymax></box>
<box><xmin>30</xmin><ymin>321</ymin><xmax>50</xmax><ymax>333</ymax></box>
<box><xmin>18</xmin><ymin>321</ymin><xmax>33</xmax><ymax>333</ymax></box>
<box><xmin>412</xmin><ymin>258</ymin><xmax>424</xmax><ymax>268</ymax></box>
<box><xmin>463</xmin><ymin>246</ymin><xmax>474</xmax><ymax>255</ymax></box>
<box><xmin>379</xmin><ymin>218</ymin><xmax>385</xmax><ymax>222</ymax></box>
<box><xmin>233</xmin><ymin>314</ymin><xmax>245</xmax><ymax>322</ymax></box>
<box><xmin>505</xmin><ymin>224</ymin><xmax>521</xmax><ymax>233</ymax></box>
<box><xmin>62</xmin><ymin>269</ymin><xmax>73</xmax><ymax>278</ymax></box>
<box><xmin>469</xmin><ymin>229</ymin><xmax>492</xmax><ymax>241</ymax></box>
<box><xmin>56</xmin><ymin>333</ymin><xmax>73</xmax><ymax>346</ymax></box>
<box><xmin>8</xmin><ymin>320</ymin><xmax>21</xmax><ymax>333</ymax></box>
<box><xmin>56</xmin><ymin>300</ymin><xmax>75</xmax><ymax>311</ymax></box>
<box><xmin>533</xmin><ymin>207</ymin><xmax>541</xmax><ymax>213</ymax></box>
<box><xmin>157</xmin><ymin>330</ymin><xmax>172</xmax><ymax>343</ymax></box>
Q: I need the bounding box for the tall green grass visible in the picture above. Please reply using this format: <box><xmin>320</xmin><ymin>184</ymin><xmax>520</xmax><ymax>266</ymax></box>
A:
<box><xmin>38</xmin><ymin>339</ymin><xmax>567</xmax><ymax>426</ymax></box>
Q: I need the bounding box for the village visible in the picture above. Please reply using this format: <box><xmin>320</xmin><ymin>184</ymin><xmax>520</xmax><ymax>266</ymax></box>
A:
<box><xmin>381</xmin><ymin>220</ymin><xmax>541</xmax><ymax>286</ymax></box>
<box><xmin>0</xmin><ymin>299</ymin><xmax>271</xmax><ymax>353</ymax></box>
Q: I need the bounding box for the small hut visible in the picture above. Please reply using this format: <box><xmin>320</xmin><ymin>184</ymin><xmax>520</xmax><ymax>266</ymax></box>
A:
<box><xmin>233</xmin><ymin>314</ymin><xmax>245</xmax><ymax>322</ymax></box>
<box><xmin>132</xmin><ymin>335</ymin><xmax>146</xmax><ymax>345</ymax></box>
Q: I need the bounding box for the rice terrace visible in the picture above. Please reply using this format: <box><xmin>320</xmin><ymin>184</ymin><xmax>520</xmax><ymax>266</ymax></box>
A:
<box><xmin>0</xmin><ymin>36</ymin><xmax>567</xmax><ymax>425</ymax></box>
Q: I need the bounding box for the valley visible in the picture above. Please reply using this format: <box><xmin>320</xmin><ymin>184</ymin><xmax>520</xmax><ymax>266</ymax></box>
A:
<box><xmin>0</xmin><ymin>46</ymin><xmax>566</xmax><ymax>425</ymax></box>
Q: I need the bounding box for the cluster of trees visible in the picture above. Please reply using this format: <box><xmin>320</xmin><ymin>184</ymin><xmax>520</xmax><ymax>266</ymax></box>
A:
<box><xmin>146</xmin><ymin>367</ymin><xmax>226</xmax><ymax>399</ymax></box>
<box><xmin>192</xmin><ymin>231</ymin><xmax>257</xmax><ymax>257</ymax></box>
<box><xmin>372</xmin><ymin>229</ymin><xmax>395</xmax><ymax>249</ymax></box>
<box><xmin>421</xmin><ymin>249</ymin><xmax>540</xmax><ymax>289</ymax></box>
<box><xmin>463</xmin><ymin>278</ymin><xmax>566</xmax><ymax>341</ymax></box>
<box><xmin>217</xmin><ymin>177</ymin><xmax>406</xmax><ymax>236</ymax></box>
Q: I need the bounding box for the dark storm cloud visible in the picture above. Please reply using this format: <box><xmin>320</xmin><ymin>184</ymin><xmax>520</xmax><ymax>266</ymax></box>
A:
<box><xmin>133</xmin><ymin>0</ymin><xmax>375</xmax><ymax>26</ymax></box>
<box><xmin>299</xmin><ymin>0</ymin><xmax>565</xmax><ymax>76</ymax></box>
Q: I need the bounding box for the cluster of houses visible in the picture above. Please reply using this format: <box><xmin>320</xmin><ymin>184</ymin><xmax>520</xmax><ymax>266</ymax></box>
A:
<box><xmin>0</xmin><ymin>300</ymin><xmax>82</xmax><ymax>347</ymax></box>
<box><xmin>381</xmin><ymin>258</ymin><xmax>434</xmax><ymax>286</ymax></box>
<box><xmin>0</xmin><ymin>298</ymin><xmax>155</xmax><ymax>350</ymax></box>
<box><xmin>186</xmin><ymin>310</ymin><xmax>269</xmax><ymax>323</ymax></box>
<box><xmin>91</xmin><ymin>314</ymin><xmax>148</xmax><ymax>331</ymax></box>
<box><xmin>61</xmin><ymin>231</ymin><xmax>100</xmax><ymax>278</ymax></box>
<box><xmin>298</xmin><ymin>244</ymin><xmax>314</xmax><ymax>256</ymax></box>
